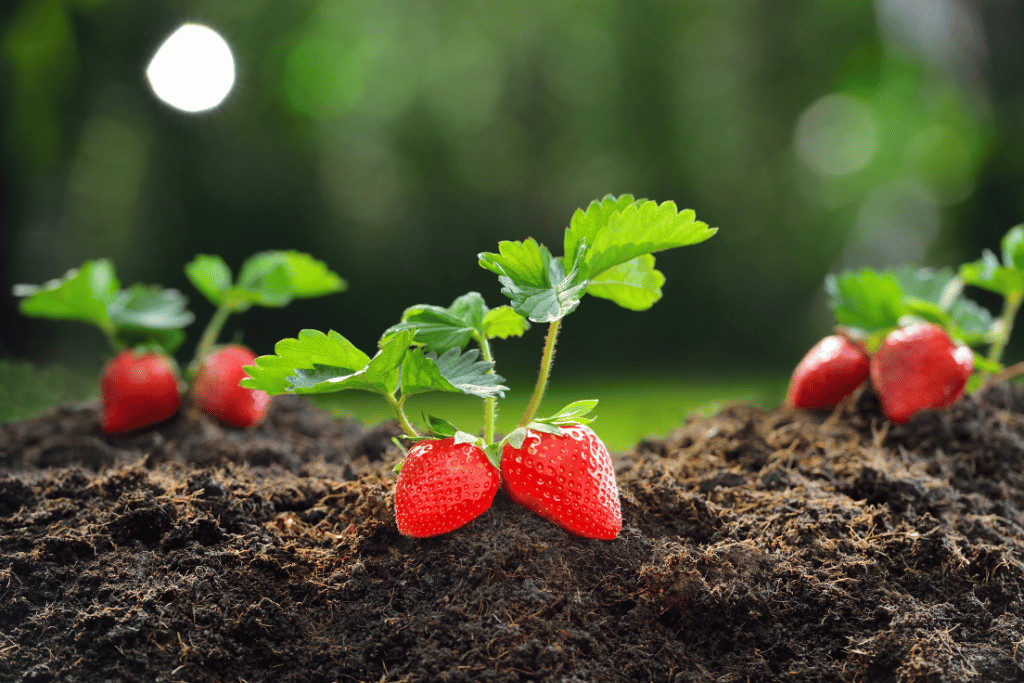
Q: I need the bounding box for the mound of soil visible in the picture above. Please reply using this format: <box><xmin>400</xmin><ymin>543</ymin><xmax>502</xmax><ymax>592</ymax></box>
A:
<box><xmin>2</xmin><ymin>388</ymin><xmax>1024</xmax><ymax>682</ymax></box>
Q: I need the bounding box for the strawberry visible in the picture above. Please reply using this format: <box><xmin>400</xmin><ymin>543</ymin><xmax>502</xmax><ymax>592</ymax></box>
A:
<box><xmin>500</xmin><ymin>424</ymin><xmax>621</xmax><ymax>540</ymax></box>
<box><xmin>870</xmin><ymin>323</ymin><xmax>974</xmax><ymax>424</ymax></box>
<box><xmin>394</xmin><ymin>438</ymin><xmax>499</xmax><ymax>538</ymax></box>
<box><xmin>192</xmin><ymin>345</ymin><xmax>271</xmax><ymax>428</ymax></box>
<box><xmin>786</xmin><ymin>334</ymin><xmax>870</xmax><ymax>409</ymax></box>
<box><xmin>101</xmin><ymin>350</ymin><xmax>181</xmax><ymax>434</ymax></box>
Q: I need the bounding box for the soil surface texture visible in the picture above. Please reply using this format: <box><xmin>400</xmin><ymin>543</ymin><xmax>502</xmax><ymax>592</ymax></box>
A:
<box><xmin>2</xmin><ymin>388</ymin><xmax>1024</xmax><ymax>683</ymax></box>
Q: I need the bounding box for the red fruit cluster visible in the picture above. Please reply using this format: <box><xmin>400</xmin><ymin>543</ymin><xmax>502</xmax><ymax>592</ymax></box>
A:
<box><xmin>787</xmin><ymin>323</ymin><xmax>973</xmax><ymax>424</ymax></box>
<box><xmin>394</xmin><ymin>424</ymin><xmax>622</xmax><ymax>540</ymax></box>
<box><xmin>101</xmin><ymin>344</ymin><xmax>270</xmax><ymax>434</ymax></box>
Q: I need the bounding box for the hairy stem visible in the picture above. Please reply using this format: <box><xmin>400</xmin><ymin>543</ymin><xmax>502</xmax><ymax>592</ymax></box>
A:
<box><xmin>474</xmin><ymin>332</ymin><xmax>498</xmax><ymax>444</ymax></box>
<box><xmin>387</xmin><ymin>394</ymin><xmax>421</xmax><ymax>438</ymax></box>
<box><xmin>519</xmin><ymin>319</ymin><xmax>560</xmax><ymax>428</ymax></box>
<box><xmin>988</xmin><ymin>291</ymin><xmax>1022</xmax><ymax>365</ymax></box>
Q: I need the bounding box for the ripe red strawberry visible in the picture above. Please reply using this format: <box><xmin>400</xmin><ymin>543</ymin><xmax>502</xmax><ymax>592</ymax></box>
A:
<box><xmin>192</xmin><ymin>345</ymin><xmax>271</xmax><ymax>428</ymax></box>
<box><xmin>394</xmin><ymin>438</ymin><xmax>499</xmax><ymax>538</ymax></box>
<box><xmin>871</xmin><ymin>323</ymin><xmax>974</xmax><ymax>424</ymax></box>
<box><xmin>500</xmin><ymin>424</ymin><xmax>621</xmax><ymax>540</ymax></box>
<box><xmin>786</xmin><ymin>334</ymin><xmax>870</xmax><ymax>409</ymax></box>
<box><xmin>101</xmin><ymin>350</ymin><xmax>181</xmax><ymax>434</ymax></box>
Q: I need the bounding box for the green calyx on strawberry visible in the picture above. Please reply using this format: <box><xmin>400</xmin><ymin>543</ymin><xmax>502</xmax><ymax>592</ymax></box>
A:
<box><xmin>500</xmin><ymin>423</ymin><xmax>621</xmax><ymax>540</ymax></box>
<box><xmin>394</xmin><ymin>436</ymin><xmax>499</xmax><ymax>538</ymax></box>
<box><xmin>101</xmin><ymin>350</ymin><xmax>182</xmax><ymax>434</ymax></box>
<box><xmin>786</xmin><ymin>334</ymin><xmax>870</xmax><ymax>409</ymax></box>
<box><xmin>871</xmin><ymin>323</ymin><xmax>974</xmax><ymax>424</ymax></box>
<box><xmin>193</xmin><ymin>345</ymin><xmax>271</xmax><ymax>428</ymax></box>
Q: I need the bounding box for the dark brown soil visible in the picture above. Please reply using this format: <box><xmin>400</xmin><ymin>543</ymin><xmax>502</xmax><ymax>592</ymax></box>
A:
<box><xmin>2</xmin><ymin>388</ymin><xmax>1024</xmax><ymax>683</ymax></box>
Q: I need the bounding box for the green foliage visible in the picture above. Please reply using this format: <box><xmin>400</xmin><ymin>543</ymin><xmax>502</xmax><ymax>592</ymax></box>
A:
<box><xmin>240</xmin><ymin>328</ymin><xmax>506</xmax><ymax>401</ymax></box>
<box><xmin>960</xmin><ymin>226</ymin><xmax>1024</xmax><ymax>298</ymax></box>
<box><xmin>479</xmin><ymin>195</ymin><xmax>716</xmax><ymax>322</ymax></box>
<box><xmin>826</xmin><ymin>266</ymin><xmax>994</xmax><ymax>349</ymax></box>
<box><xmin>383</xmin><ymin>292</ymin><xmax>528</xmax><ymax>355</ymax></box>
<box><xmin>13</xmin><ymin>259</ymin><xmax>194</xmax><ymax>352</ymax></box>
<box><xmin>185</xmin><ymin>250</ymin><xmax>347</xmax><ymax>313</ymax></box>
<box><xmin>478</xmin><ymin>239</ymin><xmax>590</xmax><ymax>323</ymax></box>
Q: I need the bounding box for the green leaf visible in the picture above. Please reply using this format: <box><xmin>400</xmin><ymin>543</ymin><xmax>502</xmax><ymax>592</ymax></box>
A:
<box><xmin>287</xmin><ymin>331</ymin><xmax>409</xmax><ymax>396</ymax></box>
<box><xmin>504</xmin><ymin>427</ymin><xmax>529</xmax><ymax>450</ymax></box>
<box><xmin>960</xmin><ymin>250</ymin><xmax>1024</xmax><ymax>298</ymax></box>
<box><xmin>384</xmin><ymin>292</ymin><xmax>488</xmax><ymax>354</ymax></box>
<box><xmin>279</xmin><ymin>250</ymin><xmax>347</xmax><ymax>298</ymax></box>
<box><xmin>234</xmin><ymin>252</ymin><xmax>294</xmax><ymax>308</ymax></box>
<box><xmin>478</xmin><ymin>238</ymin><xmax>590</xmax><ymax>322</ymax></box>
<box><xmin>1001</xmin><ymin>225</ymin><xmax>1024</xmax><ymax>271</ymax></box>
<box><xmin>397</xmin><ymin>346</ymin><xmax>463</xmax><ymax>398</ymax></box>
<box><xmin>240</xmin><ymin>329</ymin><xmax>372</xmax><ymax>395</ymax></box>
<box><xmin>586</xmin><ymin>254</ymin><xmax>665</xmax><ymax>311</ymax></box>
<box><xmin>566</xmin><ymin>197</ymin><xmax>717</xmax><ymax>279</ymax></box>
<box><xmin>429</xmin><ymin>347</ymin><xmax>507</xmax><ymax>398</ymax></box>
<box><xmin>826</xmin><ymin>269</ymin><xmax>906</xmax><ymax>334</ymax></box>
<box><xmin>13</xmin><ymin>259</ymin><xmax>119</xmax><ymax>332</ymax></box>
<box><xmin>184</xmin><ymin>254</ymin><xmax>232</xmax><ymax>307</ymax></box>
<box><xmin>423</xmin><ymin>414</ymin><xmax>459</xmax><ymax>438</ymax></box>
<box><xmin>530</xmin><ymin>399</ymin><xmax>598</xmax><ymax>429</ymax></box>
<box><xmin>948</xmin><ymin>298</ymin><xmax>996</xmax><ymax>347</ymax></box>
<box><xmin>890</xmin><ymin>265</ymin><xmax>960</xmax><ymax>308</ymax></box>
<box><xmin>108</xmin><ymin>284</ymin><xmax>195</xmax><ymax>352</ymax></box>
<box><xmin>481</xmin><ymin>306</ymin><xmax>530</xmax><ymax>339</ymax></box>
<box><xmin>972</xmin><ymin>351</ymin><xmax>1002</xmax><ymax>375</ymax></box>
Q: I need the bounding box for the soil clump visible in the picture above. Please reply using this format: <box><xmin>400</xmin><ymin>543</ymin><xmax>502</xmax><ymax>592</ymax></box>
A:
<box><xmin>1</xmin><ymin>389</ymin><xmax>1023</xmax><ymax>682</ymax></box>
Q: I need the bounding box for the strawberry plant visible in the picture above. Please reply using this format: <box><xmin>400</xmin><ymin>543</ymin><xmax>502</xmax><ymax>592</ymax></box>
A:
<box><xmin>788</xmin><ymin>224</ymin><xmax>1024</xmax><ymax>424</ymax></box>
<box><xmin>242</xmin><ymin>194</ymin><xmax>717</xmax><ymax>538</ymax></box>
<box><xmin>13</xmin><ymin>251</ymin><xmax>345</xmax><ymax>432</ymax></box>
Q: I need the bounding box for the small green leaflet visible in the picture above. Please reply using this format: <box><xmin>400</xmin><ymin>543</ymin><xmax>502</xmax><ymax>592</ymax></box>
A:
<box><xmin>240</xmin><ymin>329</ymin><xmax>506</xmax><ymax>400</ymax></box>
<box><xmin>500</xmin><ymin>400</ymin><xmax>599</xmax><ymax>454</ymax></box>
<box><xmin>185</xmin><ymin>250</ymin><xmax>347</xmax><ymax>313</ymax></box>
<box><xmin>827</xmin><ymin>266</ymin><xmax>995</xmax><ymax>347</ymax></box>
<box><xmin>14</xmin><ymin>259</ymin><xmax>119</xmax><ymax>332</ymax></box>
<box><xmin>383</xmin><ymin>292</ymin><xmax>529</xmax><ymax>355</ymax></box>
<box><xmin>565</xmin><ymin>195</ymin><xmax>717</xmax><ymax>279</ymax></box>
<box><xmin>960</xmin><ymin>226</ymin><xmax>1024</xmax><ymax>298</ymax></box>
<box><xmin>586</xmin><ymin>254</ymin><xmax>665</xmax><ymax>311</ymax></box>
<box><xmin>13</xmin><ymin>259</ymin><xmax>194</xmax><ymax>352</ymax></box>
<box><xmin>240</xmin><ymin>329</ymin><xmax>371</xmax><ymax>395</ymax></box>
<box><xmin>479</xmin><ymin>195</ymin><xmax>715</xmax><ymax>322</ymax></box>
<box><xmin>478</xmin><ymin>239</ymin><xmax>590</xmax><ymax>323</ymax></box>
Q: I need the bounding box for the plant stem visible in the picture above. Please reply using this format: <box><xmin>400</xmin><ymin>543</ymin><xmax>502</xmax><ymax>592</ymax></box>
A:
<box><xmin>519</xmin><ymin>319</ymin><xmax>560</xmax><ymax>428</ymax></box>
<box><xmin>988</xmin><ymin>290</ymin><xmax>1023</xmax><ymax>365</ymax></box>
<box><xmin>386</xmin><ymin>394</ymin><xmax>421</xmax><ymax>438</ymax></box>
<box><xmin>191</xmin><ymin>299</ymin><xmax>236</xmax><ymax>376</ymax></box>
<box><xmin>474</xmin><ymin>332</ymin><xmax>498</xmax><ymax>444</ymax></box>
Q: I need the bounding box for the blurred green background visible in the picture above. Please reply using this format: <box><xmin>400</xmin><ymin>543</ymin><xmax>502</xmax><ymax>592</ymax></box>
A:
<box><xmin>2</xmin><ymin>0</ymin><xmax>1023</xmax><ymax>441</ymax></box>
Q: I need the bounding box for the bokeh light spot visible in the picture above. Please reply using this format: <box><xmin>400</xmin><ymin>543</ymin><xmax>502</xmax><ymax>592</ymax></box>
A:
<box><xmin>794</xmin><ymin>93</ymin><xmax>878</xmax><ymax>176</ymax></box>
<box><xmin>283</xmin><ymin>38</ymin><xmax>367</xmax><ymax>121</ymax></box>
<box><xmin>146</xmin><ymin>24</ymin><xmax>236</xmax><ymax>113</ymax></box>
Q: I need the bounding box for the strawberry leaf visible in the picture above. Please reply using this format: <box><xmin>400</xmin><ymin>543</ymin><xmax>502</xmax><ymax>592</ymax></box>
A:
<box><xmin>384</xmin><ymin>292</ymin><xmax>488</xmax><ymax>354</ymax></box>
<box><xmin>826</xmin><ymin>268</ymin><xmax>905</xmax><ymax>333</ymax></box>
<box><xmin>586</xmin><ymin>254</ymin><xmax>665</xmax><ymax>311</ymax></box>
<box><xmin>184</xmin><ymin>254</ymin><xmax>232</xmax><ymax>307</ymax></box>
<box><xmin>109</xmin><ymin>284</ymin><xmax>195</xmax><ymax>352</ymax></box>
<box><xmin>528</xmin><ymin>399</ymin><xmax>599</xmax><ymax>431</ymax></box>
<box><xmin>960</xmin><ymin>249</ymin><xmax>1024</xmax><ymax>298</ymax></box>
<box><xmin>566</xmin><ymin>196</ymin><xmax>717</xmax><ymax>280</ymax></box>
<box><xmin>285</xmin><ymin>331</ymin><xmax>408</xmax><ymax>395</ymax></box>
<box><xmin>234</xmin><ymin>252</ymin><xmax>294</xmax><ymax>308</ymax></box>
<box><xmin>13</xmin><ymin>259</ymin><xmax>119</xmax><ymax>332</ymax></box>
<box><xmin>948</xmin><ymin>298</ymin><xmax>996</xmax><ymax>347</ymax></box>
<box><xmin>240</xmin><ymin>329</ymin><xmax>372</xmax><ymax>395</ymax></box>
<box><xmin>481</xmin><ymin>306</ymin><xmax>530</xmax><ymax>339</ymax></box>
<box><xmin>1001</xmin><ymin>225</ymin><xmax>1024</xmax><ymax>272</ymax></box>
<box><xmin>478</xmin><ymin>238</ymin><xmax>590</xmax><ymax>323</ymax></box>
<box><xmin>279</xmin><ymin>250</ymin><xmax>348</xmax><ymax>299</ymax></box>
<box><xmin>427</xmin><ymin>348</ymin><xmax>507</xmax><ymax>399</ymax></box>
